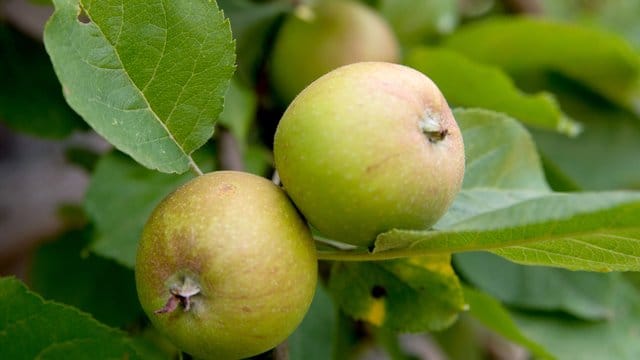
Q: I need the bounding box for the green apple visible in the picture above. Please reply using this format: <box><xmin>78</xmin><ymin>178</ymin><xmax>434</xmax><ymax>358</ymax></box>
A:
<box><xmin>270</xmin><ymin>0</ymin><xmax>399</xmax><ymax>104</ymax></box>
<box><xmin>135</xmin><ymin>171</ymin><xmax>317</xmax><ymax>359</ymax></box>
<box><xmin>274</xmin><ymin>62</ymin><xmax>465</xmax><ymax>247</ymax></box>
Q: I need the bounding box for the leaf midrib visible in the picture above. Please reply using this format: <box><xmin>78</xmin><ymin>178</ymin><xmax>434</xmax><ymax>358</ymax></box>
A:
<box><xmin>82</xmin><ymin>1</ymin><xmax>195</xmax><ymax>169</ymax></box>
<box><xmin>408</xmin><ymin>224</ymin><xmax>640</xmax><ymax>255</ymax></box>
<box><xmin>447</xmin><ymin>190</ymin><xmax>640</xmax><ymax>231</ymax></box>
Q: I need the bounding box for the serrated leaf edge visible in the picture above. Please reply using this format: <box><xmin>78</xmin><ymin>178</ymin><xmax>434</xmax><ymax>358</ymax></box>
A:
<box><xmin>0</xmin><ymin>277</ymin><xmax>134</xmax><ymax>348</ymax></box>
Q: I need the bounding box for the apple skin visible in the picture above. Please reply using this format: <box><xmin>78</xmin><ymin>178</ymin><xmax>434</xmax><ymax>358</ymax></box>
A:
<box><xmin>135</xmin><ymin>171</ymin><xmax>317</xmax><ymax>359</ymax></box>
<box><xmin>274</xmin><ymin>62</ymin><xmax>465</xmax><ymax>247</ymax></box>
<box><xmin>270</xmin><ymin>0</ymin><xmax>399</xmax><ymax>104</ymax></box>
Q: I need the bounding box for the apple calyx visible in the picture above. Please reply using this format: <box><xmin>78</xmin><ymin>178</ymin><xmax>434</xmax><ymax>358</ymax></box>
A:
<box><xmin>155</xmin><ymin>276</ymin><xmax>201</xmax><ymax>314</ymax></box>
<box><xmin>419</xmin><ymin>112</ymin><xmax>449</xmax><ymax>143</ymax></box>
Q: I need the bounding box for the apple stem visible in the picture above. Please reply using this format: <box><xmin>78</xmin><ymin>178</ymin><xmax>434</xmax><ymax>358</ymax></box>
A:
<box><xmin>155</xmin><ymin>296</ymin><xmax>180</xmax><ymax>314</ymax></box>
<box><xmin>189</xmin><ymin>161</ymin><xmax>204</xmax><ymax>176</ymax></box>
<box><xmin>154</xmin><ymin>276</ymin><xmax>201</xmax><ymax>314</ymax></box>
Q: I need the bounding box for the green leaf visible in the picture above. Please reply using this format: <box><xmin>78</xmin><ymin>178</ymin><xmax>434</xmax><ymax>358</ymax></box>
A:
<box><xmin>432</xmin><ymin>189</ymin><xmax>546</xmax><ymax>229</ymax></box>
<box><xmin>454</xmin><ymin>108</ymin><xmax>549</xmax><ymax>191</ymax></box>
<box><xmin>37</xmin><ymin>339</ymin><xmax>141</xmax><ymax>360</ymax></box>
<box><xmin>64</xmin><ymin>146</ymin><xmax>102</xmax><ymax>173</ymax></box>
<box><xmin>431</xmin><ymin>314</ymin><xmax>485</xmax><ymax>360</ymax></box>
<box><xmin>244</xmin><ymin>144</ymin><xmax>274</xmax><ymax>177</ymax></box>
<box><xmin>512</xmin><ymin>276</ymin><xmax>640</xmax><ymax>360</ymax></box>
<box><xmin>332</xmin><ymin>311</ymin><xmax>362</xmax><ymax>359</ymax></box>
<box><xmin>528</xmin><ymin>73</ymin><xmax>640</xmax><ymax>190</ymax></box>
<box><xmin>444</xmin><ymin>17</ymin><xmax>640</xmax><ymax>114</ymax></box>
<box><xmin>0</xmin><ymin>277</ymin><xmax>142</xmax><ymax>360</ymax></box>
<box><xmin>289</xmin><ymin>285</ymin><xmax>336</xmax><ymax>360</ymax></box>
<box><xmin>456</xmin><ymin>252</ymin><xmax>614</xmax><ymax>320</ymax></box>
<box><xmin>85</xmin><ymin>151</ymin><xmax>196</xmax><ymax>268</ymax></box>
<box><xmin>374</xmin><ymin>189</ymin><xmax>640</xmax><ymax>272</ymax></box>
<box><xmin>463</xmin><ymin>287</ymin><xmax>554</xmax><ymax>360</ymax></box>
<box><xmin>539</xmin><ymin>153</ymin><xmax>582</xmax><ymax>192</ymax></box>
<box><xmin>328</xmin><ymin>255</ymin><xmax>465</xmax><ymax>332</ymax></box>
<box><xmin>374</xmin><ymin>327</ymin><xmax>415</xmax><ymax>360</ymax></box>
<box><xmin>377</xmin><ymin>0</ymin><xmax>458</xmax><ymax>45</ymax></box>
<box><xmin>218</xmin><ymin>0</ymin><xmax>289</xmax><ymax>83</ymax></box>
<box><xmin>0</xmin><ymin>23</ymin><xmax>84</xmax><ymax>138</ymax></box>
<box><xmin>217</xmin><ymin>78</ymin><xmax>257</xmax><ymax>143</ymax></box>
<box><xmin>541</xmin><ymin>0</ymin><xmax>640</xmax><ymax>51</ymax></box>
<box><xmin>406</xmin><ymin>49</ymin><xmax>580</xmax><ymax>136</ymax></box>
<box><xmin>129</xmin><ymin>327</ymin><xmax>180</xmax><ymax>360</ymax></box>
<box><xmin>44</xmin><ymin>0</ymin><xmax>235</xmax><ymax>173</ymax></box>
<box><xmin>30</xmin><ymin>228</ymin><xmax>142</xmax><ymax>327</ymax></box>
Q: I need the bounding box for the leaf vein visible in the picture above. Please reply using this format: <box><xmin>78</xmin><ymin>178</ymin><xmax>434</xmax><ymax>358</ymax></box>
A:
<box><xmin>140</xmin><ymin>0</ymin><xmax>168</xmax><ymax>93</ymax></box>
<box><xmin>81</xmin><ymin>3</ymin><xmax>192</xmax><ymax>168</ymax></box>
<box><xmin>498</xmin><ymin>245</ymin><xmax>610</xmax><ymax>266</ymax></box>
<box><xmin>113</xmin><ymin>0</ymin><xmax>125</xmax><ymax>46</ymax></box>
<box><xmin>565</xmin><ymin>237</ymin><xmax>640</xmax><ymax>259</ymax></box>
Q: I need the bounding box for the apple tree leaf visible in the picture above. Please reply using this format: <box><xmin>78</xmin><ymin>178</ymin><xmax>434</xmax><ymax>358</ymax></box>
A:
<box><xmin>443</xmin><ymin>17</ymin><xmax>640</xmax><ymax>114</ymax></box>
<box><xmin>289</xmin><ymin>285</ymin><xmax>336</xmax><ymax>360</ymax></box>
<box><xmin>527</xmin><ymin>73</ymin><xmax>640</xmax><ymax>190</ymax></box>
<box><xmin>84</xmin><ymin>151</ymin><xmax>197</xmax><ymax>268</ymax></box>
<box><xmin>30</xmin><ymin>228</ymin><xmax>142</xmax><ymax>327</ymax></box>
<box><xmin>454</xmin><ymin>108</ymin><xmax>549</xmax><ymax>191</ymax></box>
<box><xmin>328</xmin><ymin>255</ymin><xmax>465</xmax><ymax>332</ymax></box>
<box><xmin>539</xmin><ymin>153</ymin><xmax>582</xmax><ymax>192</ymax></box>
<box><xmin>0</xmin><ymin>23</ymin><xmax>84</xmax><ymax>138</ymax></box>
<box><xmin>218</xmin><ymin>0</ymin><xmax>289</xmax><ymax>83</ymax></box>
<box><xmin>512</xmin><ymin>276</ymin><xmax>640</xmax><ymax>360</ymax></box>
<box><xmin>0</xmin><ymin>277</ymin><xmax>143</xmax><ymax>360</ymax></box>
<box><xmin>374</xmin><ymin>189</ymin><xmax>640</xmax><ymax>272</ymax></box>
<box><xmin>217</xmin><ymin>78</ymin><xmax>257</xmax><ymax>144</ymax></box>
<box><xmin>44</xmin><ymin>0</ymin><xmax>235</xmax><ymax>173</ymax></box>
<box><xmin>456</xmin><ymin>252</ymin><xmax>615</xmax><ymax>320</ymax></box>
<box><xmin>462</xmin><ymin>287</ymin><xmax>554</xmax><ymax>360</ymax></box>
<box><xmin>541</xmin><ymin>0</ymin><xmax>640</xmax><ymax>51</ymax></box>
<box><xmin>376</xmin><ymin>0</ymin><xmax>458</xmax><ymax>45</ymax></box>
<box><xmin>406</xmin><ymin>48</ymin><xmax>581</xmax><ymax>136</ymax></box>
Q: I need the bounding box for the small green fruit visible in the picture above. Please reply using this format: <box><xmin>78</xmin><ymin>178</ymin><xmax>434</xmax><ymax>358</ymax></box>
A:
<box><xmin>274</xmin><ymin>62</ymin><xmax>465</xmax><ymax>247</ymax></box>
<box><xmin>135</xmin><ymin>171</ymin><xmax>317</xmax><ymax>359</ymax></box>
<box><xmin>270</xmin><ymin>0</ymin><xmax>399</xmax><ymax>104</ymax></box>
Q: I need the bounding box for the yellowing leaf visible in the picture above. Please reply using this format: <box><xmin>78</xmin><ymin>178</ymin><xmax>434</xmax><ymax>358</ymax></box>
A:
<box><xmin>328</xmin><ymin>255</ymin><xmax>465</xmax><ymax>332</ymax></box>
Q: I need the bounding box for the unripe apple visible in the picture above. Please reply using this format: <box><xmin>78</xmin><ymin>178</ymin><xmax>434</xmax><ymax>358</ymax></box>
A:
<box><xmin>270</xmin><ymin>0</ymin><xmax>400</xmax><ymax>104</ymax></box>
<box><xmin>135</xmin><ymin>171</ymin><xmax>317</xmax><ymax>359</ymax></box>
<box><xmin>274</xmin><ymin>62</ymin><xmax>465</xmax><ymax>247</ymax></box>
